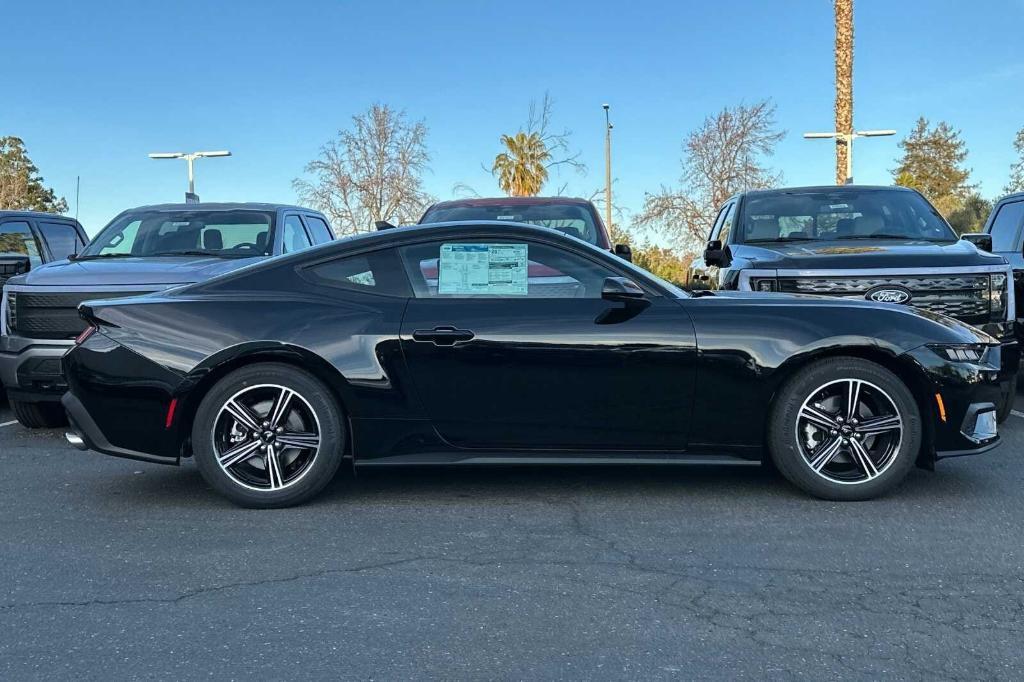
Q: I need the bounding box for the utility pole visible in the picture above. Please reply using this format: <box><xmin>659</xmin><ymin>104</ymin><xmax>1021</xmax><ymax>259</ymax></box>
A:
<box><xmin>603</xmin><ymin>104</ymin><xmax>612</xmax><ymax>232</ymax></box>
<box><xmin>148</xmin><ymin>150</ymin><xmax>232</xmax><ymax>203</ymax></box>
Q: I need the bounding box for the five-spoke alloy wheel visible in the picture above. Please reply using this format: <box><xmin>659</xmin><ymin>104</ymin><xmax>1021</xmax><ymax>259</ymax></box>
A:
<box><xmin>192</xmin><ymin>363</ymin><xmax>345</xmax><ymax>508</ymax></box>
<box><xmin>769</xmin><ymin>357</ymin><xmax>921</xmax><ymax>500</ymax></box>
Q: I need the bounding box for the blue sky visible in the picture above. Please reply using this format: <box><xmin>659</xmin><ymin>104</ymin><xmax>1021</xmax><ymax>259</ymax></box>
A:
<box><xmin>5</xmin><ymin>0</ymin><xmax>1023</xmax><ymax>237</ymax></box>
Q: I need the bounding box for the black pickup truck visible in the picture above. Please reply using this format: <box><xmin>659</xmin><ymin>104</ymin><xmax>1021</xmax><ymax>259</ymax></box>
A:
<box><xmin>0</xmin><ymin>211</ymin><xmax>87</xmax><ymax>289</ymax></box>
<box><xmin>1</xmin><ymin>202</ymin><xmax>333</xmax><ymax>427</ymax></box>
<box><xmin>687</xmin><ymin>185</ymin><xmax>1019</xmax><ymax>421</ymax></box>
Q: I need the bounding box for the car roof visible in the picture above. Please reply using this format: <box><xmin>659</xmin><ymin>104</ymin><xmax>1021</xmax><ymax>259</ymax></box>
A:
<box><xmin>740</xmin><ymin>185</ymin><xmax>915</xmax><ymax>198</ymax></box>
<box><xmin>119</xmin><ymin>202</ymin><xmax>322</xmax><ymax>213</ymax></box>
<box><xmin>0</xmin><ymin>210</ymin><xmax>79</xmax><ymax>222</ymax></box>
<box><xmin>996</xmin><ymin>191</ymin><xmax>1024</xmax><ymax>204</ymax></box>
<box><xmin>426</xmin><ymin>197</ymin><xmax>595</xmax><ymax>210</ymax></box>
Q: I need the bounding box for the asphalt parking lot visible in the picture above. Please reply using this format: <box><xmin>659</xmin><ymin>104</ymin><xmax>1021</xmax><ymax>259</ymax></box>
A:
<box><xmin>2</xmin><ymin>395</ymin><xmax>1024</xmax><ymax>680</ymax></box>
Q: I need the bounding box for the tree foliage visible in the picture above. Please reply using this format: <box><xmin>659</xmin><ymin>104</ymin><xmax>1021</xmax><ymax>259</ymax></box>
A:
<box><xmin>294</xmin><ymin>104</ymin><xmax>433</xmax><ymax>235</ymax></box>
<box><xmin>1005</xmin><ymin>126</ymin><xmax>1024</xmax><ymax>195</ymax></box>
<box><xmin>0</xmin><ymin>136</ymin><xmax>68</xmax><ymax>213</ymax></box>
<box><xmin>633</xmin><ymin>100</ymin><xmax>784</xmax><ymax>251</ymax></box>
<box><xmin>892</xmin><ymin>117</ymin><xmax>972</xmax><ymax>217</ymax></box>
<box><xmin>947</xmin><ymin>194</ymin><xmax>992</xmax><ymax>234</ymax></box>
<box><xmin>492</xmin><ymin>93</ymin><xmax>584</xmax><ymax>197</ymax></box>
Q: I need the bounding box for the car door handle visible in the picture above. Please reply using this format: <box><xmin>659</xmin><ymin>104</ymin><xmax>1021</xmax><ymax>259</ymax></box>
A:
<box><xmin>412</xmin><ymin>326</ymin><xmax>475</xmax><ymax>346</ymax></box>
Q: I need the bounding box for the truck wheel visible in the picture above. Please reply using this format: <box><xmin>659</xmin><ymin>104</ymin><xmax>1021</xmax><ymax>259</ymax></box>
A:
<box><xmin>996</xmin><ymin>375</ymin><xmax>1017</xmax><ymax>423</ymax></box>
<box><xmin>768</xmin><ymin>357</ymin><xmax>921</xmax><ymax>501</ymax></box>
<box><xmin>11</xmin><ymin>399</ymin><xmax>68</xmax><ymax>429</ymax></box>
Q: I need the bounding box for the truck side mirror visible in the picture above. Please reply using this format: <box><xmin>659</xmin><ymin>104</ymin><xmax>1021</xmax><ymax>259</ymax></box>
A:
<box><xmin>614</xmin><ymin>243</ymin><xmax>633</xmax><ymax>262</ymax></box>
<box><xmin>960</xmin><ymin>233</ymin><xmax>992</xmax><ymax>252</ymax></box>
<box><xmin>0</xmin><ymin>253</ymin><xmax>31</xmax><ymax>278</ymax></box>
<box><xmin>704</xmin><ymin>239</ymin><xmax>728</xmax><ymax>267</ymax></box>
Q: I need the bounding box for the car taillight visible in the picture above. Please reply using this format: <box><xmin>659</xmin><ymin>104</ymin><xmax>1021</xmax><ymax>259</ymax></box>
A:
<box><xmin>75</xmin><ymin>325</ymin><xmax>98</xmax><ymax>345</ymax></box>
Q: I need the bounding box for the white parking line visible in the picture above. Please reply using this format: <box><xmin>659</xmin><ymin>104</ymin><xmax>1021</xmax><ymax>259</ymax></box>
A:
<box><xmin>1012</xmin><ymin>410</ymin><xmax>1024</xmax><ymax>420</ymax></box>
<box><xmin>0</xmin><ymin>420</ymin><xmax>17</xmax><ymax>428</ymax></box>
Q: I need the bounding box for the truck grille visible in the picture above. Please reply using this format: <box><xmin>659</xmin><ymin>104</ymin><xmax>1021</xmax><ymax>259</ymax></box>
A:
<box><xmin>13</xmin><ymin>291</ymin><xmax>153</xmax><ymax>339</ymax></box>
<box><xmin>777</xmin><ymin>275</ymin><xmax>990</xmax><ymax>322</ymax></box>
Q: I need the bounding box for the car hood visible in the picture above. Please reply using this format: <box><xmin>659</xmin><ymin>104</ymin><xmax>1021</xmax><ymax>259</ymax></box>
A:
<box><xmin>8</xmin><ymin>256</ymin><xmax>264</xmax><ymax>287</ymax></box>
<box><xmin>741</xmin><ymin>238</ymin><xmax>1007</xmax><ymax>270</ymax></box>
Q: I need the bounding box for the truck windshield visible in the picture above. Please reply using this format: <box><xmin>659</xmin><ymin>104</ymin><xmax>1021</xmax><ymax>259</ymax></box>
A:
<box><xmin>79</xmin><ymin>210</ymin><xmax>275</xmax><ymax>259</ymax></box>
<box><xmin>739</xmin><ymin>190</ymin><xmax>958</xmax><ymax>243</ymax></box>
<box><xmin>422</xmin><ymin>204</ymin><xmax>601</xmax><ymax>246</ymax></box>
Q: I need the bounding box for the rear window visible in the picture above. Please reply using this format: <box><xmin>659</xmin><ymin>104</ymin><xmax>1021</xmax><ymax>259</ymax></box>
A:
<box><xmin>37</xmin><ymin>222</ymin><xmax>84</xmax><ymax>260</ymax></box>
<box><xmin>82</xmin><ymin>210</ymin><xmax>275</xmax><ymax>259</ymax></box>
<box><xmin>421</xmin><ymin>204</ymin><xmax>602</xmax><ymax>247</ymax></box>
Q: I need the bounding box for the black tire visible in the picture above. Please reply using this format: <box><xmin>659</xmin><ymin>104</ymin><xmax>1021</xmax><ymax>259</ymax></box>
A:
<box><xmin>768</xmin><ymin>357</ymin><xmax>921</xmax><ymax>501</ymax></box>
<box><xmin>996</xmin><ymin>374</ymin><xmax>1017</xmax><ymax>424</ymax></box>
<box><xmin>191</xmin><ymin>363</ymin><xmax>345</xmax><ymax>508</ymax></box>
<box><xmin>11</xmin><ymin>399</ymin><xmax>68</xmax><ymax>429</ymax></box>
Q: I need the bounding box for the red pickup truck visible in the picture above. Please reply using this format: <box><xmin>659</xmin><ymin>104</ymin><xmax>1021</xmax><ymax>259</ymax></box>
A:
<box><xmin>419</xmin><ymin>197</ymin><xmax>631</xmax><ymax>260</ymax></box>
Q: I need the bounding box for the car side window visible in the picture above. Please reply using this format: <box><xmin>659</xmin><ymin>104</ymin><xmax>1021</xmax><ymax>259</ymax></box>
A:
<box><xmin>304</xmin><ymin>248</ymin><xmax>411</xmax><ymax>297</ymax></box>
<box><xmin>282</xmin><ymin>215</ymin><xmax>313</xmax><ymax>254</ymax></box>
<box><xmin>37</xmin><ymin>222</ymin><xmax>82</xmax><ymax>260</ymax></box>
<box><xmin>990</xmin><ymin>201</ymin><xmax>1024</xmax><ymax>252</ymax></box>
<box><xmin>398</xmin><ymin>239</ymin><xmax>621</xmax><ymax>299</ymax></box>
<box><xmin>302</xmin><ymin>216</ymin><xmax>334</xmax><ymax>244</ymax></box>
<box><xmin>0</xmin><ymin>221</ymin><xmax>42</xmax><ymax>267</ymax></box>
<box><xmin>717</xmin><ymin>203</ymin><xmax>736</xmax><ymax>244</ymax></box>
<box><xmin>708</xmin><ymin>204</ymin><xmax>729</xmax><ymax>241</ymax></box>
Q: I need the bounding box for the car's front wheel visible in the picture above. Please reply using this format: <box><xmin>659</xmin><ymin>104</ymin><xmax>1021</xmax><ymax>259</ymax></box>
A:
<box><xmin>191</xmin><ymin>363</ymin><xmax>345</xmax><ymax>508</ymax></box>
<box><xmin>768</xmin><ymin>357</ymin><xmax>921</xmax><ymax>501</ymax></box>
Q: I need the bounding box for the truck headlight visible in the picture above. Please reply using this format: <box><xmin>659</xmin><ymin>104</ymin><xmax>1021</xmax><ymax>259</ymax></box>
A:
<box><xmin>3</xmin><ymin>290</ymin><xmax>14</xmax><ymax>333</ymax></box>
<box><xmin>750</xmin><ymin>277</ymin><xmax>777</xmax><ymax>292</ymax></box>
<box><xmin>989</xmin><ymin>273</ymin><xmax>1008</xmax><ymax>318</ymax></box>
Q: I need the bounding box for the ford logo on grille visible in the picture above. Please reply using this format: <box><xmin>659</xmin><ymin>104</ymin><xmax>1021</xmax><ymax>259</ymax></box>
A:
<box><xmin>866</xmin><ymin>285</ymin><xmax>912</xmax><ymax>304</ymax></box>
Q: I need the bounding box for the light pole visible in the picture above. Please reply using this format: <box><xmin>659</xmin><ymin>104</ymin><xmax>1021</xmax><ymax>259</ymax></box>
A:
<box><xmin>148</xmin><ymin>150</ymin><xmax>232</xmax><ymax>203</ymax></box>
<box><xmin>802</xmin><ymin>130</ymin><xmax>894</xmax><ymax>185</ymax></box>
<box><xmin>603</xmin><ymin>104</ymin><xmax>612</xmax><ymax>233</ymax></box>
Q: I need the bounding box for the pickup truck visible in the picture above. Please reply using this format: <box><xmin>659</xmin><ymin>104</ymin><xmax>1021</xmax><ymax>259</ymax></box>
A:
<box><xmin>687</xmin><ymin>185</ymin><xmax>1019</xmax><ymax>421</ymax></box>
<box><xmin>420</xmin><ymin>197</ymin><xmax>632</xmax><ymax>260</ymax></box>
<box><xmin>1</xmin><ymin>202</ymin><xmax>334</xmax><ymax>427</ymax></box>
<box><xmin>984</xmin><ymin>191</ymin><xmax>1024</xmax><ymax>335</ymax></box>
<box><xmin>0</xmin><ymin>211</ymin><xmax>87</xmax><ymax>290</ymax></box>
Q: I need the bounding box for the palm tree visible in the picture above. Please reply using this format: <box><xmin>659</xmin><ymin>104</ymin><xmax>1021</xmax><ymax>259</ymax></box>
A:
<box><xmin>492</xmin><ymin>132</ymin><xmax>550</xmax><ymax>196</ymax></box>
<box><xmin>834</xmin><ymin>0</ymin><xmax>853</xmax><ymax>184</ymax></box>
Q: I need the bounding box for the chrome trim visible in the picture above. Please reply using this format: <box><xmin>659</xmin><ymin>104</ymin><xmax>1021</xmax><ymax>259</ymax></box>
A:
<box><xmin>738</xmin><ymin>264</ymin><xmax>1015</xmax><ymax>322</ymax></box>
<box><xmin>65</xmin><ymin>432</ymin><xmax>86</xmax><ymax>450</ymax></box>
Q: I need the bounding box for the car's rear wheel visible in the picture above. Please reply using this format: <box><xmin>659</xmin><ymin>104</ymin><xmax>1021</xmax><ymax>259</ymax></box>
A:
<box><xmin>11</xmin><ymin>399</ymin><xmax>68</xmax><ymax>429</ymax></box>
<box><xmin>191</xmin><ymin>363</ymin><xmax>345</xmax><ymax>508</ymax></box>
<box><xmin>768</xmin><ymin>357</ymin><xmax>921</xmax><ymax>501</ymax></box>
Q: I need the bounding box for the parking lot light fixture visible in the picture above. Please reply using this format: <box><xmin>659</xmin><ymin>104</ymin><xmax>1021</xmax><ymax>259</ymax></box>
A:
<box><xmin>148</xmin><ymin>150</ymin><xmax>232</xmax><ymax>202</ymax></box>
<box><xmin>802</xmin><ymin>130</ymin><xmax>895</xmax><ymax>185</ymax></box>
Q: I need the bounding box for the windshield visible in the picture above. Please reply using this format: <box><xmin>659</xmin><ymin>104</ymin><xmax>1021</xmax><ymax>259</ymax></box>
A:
<box><xmin>421</xmin><ymin>204</ymin><xmax>602</xmax><ymax>247</ymax></box>
<box><xmin>81</xmin><ymin>210</ymin><xmax>275</xmax><ymax>258</ymax></box>
<box><xmin>738</xmin><ymin>190</ymin><xmax>957</xmax><ymax>243</ymax></box>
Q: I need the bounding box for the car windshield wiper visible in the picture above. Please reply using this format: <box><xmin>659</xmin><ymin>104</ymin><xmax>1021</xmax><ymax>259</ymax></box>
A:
<box><xmin>72</xmin><ymin>253</ymin><xmax>138</xmax><ymax>261</ymax></box>
<box><xmin>834</xmin><ymin>234</ymin><xmax>954</xmax><ymax>242</ymax></box>
<box><xmin>745</xmin><ymin>236</ymin><xmax>819</xmax><ymax>243</ymax></box>
<box><xmin>148</xmin><ymin>250</ymin><xmax>234</xmax><ymax>258</ymax></box>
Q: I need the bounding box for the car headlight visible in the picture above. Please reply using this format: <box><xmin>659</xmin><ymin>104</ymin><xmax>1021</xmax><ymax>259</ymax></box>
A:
<box><xmin>750</xmin><ymin>277</ymin><xmax>777</xmax><ymax>292</ymax></box>
<box><xmin>3</xmin><ymin>290</ymin><xmax>14</xmax><ymax>333</ymax></box>
<box><xmin>988</xmin><ymin>273</ymin><xmax>1008</xmax><ymax>318</ymax></box>
<box><xmin>929</xmin><ymin>344</ymin><xmax>988</xmax><ymax>362</ymax></box>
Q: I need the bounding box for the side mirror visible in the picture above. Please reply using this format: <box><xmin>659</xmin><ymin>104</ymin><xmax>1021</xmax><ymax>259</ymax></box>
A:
<box><xmin>614</xmin><ymin>243</ymin><xmax>633</xmax><ymax>262</ymax></box>
<box><xmin>0</xmin><ymin>253</ymin><xmax>31</xmax><ymax>278</ymax></box>
<box><xmin>961</xmin><ymin>233</ymin><xmax>992</xmax><ymax>252</ymax></box>
<box><xmin>704</xmin><ymin>239</ymin><xmax>728</xmax><ymax>267</ymax></box>
<box><xmin>602</xmin><ymin>276</ymin><xmax>646</xmax><ymax>302</ymax></box>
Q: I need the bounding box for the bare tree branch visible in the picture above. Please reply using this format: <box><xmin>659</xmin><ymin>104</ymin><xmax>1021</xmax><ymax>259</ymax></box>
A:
<box><xmin>293</xmin><ymin>104</ymin><xmax>434</xmax><ymax>235</ymax></box>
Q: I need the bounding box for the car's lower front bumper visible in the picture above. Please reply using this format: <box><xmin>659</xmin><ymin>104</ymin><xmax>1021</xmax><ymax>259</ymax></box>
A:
<box><xmin>904</xmin><ymin>345</ymin><xmax>1005</xmax><ymax>459</ymax></box>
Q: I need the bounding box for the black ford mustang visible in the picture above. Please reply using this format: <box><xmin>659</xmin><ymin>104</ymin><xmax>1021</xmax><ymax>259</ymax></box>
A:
<box><xmin>62</xmin><ymin>222</ymin><xmax>1003</xmax><ymax>507</ymax></box>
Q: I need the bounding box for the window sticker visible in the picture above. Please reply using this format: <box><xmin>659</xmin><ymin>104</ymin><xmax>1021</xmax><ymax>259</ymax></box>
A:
<box><xmin>438</xmin><ymin>243</ymin><xmax>528</xmax><ymax>295</ymax></box>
